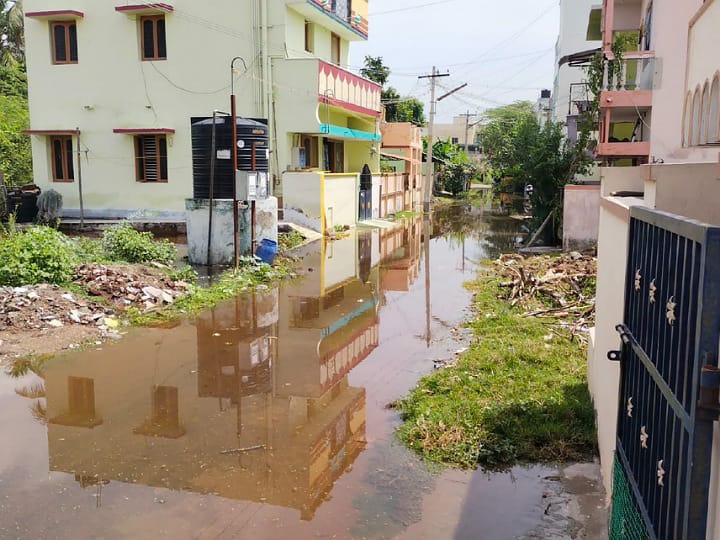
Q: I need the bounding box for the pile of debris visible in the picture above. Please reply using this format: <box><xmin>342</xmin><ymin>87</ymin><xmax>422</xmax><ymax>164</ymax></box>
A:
<box><xmin>0</xmin><ymin>284</ymin><xmax>113</xmax><ymax>330</ymax></box>
<box><xmin>494</xmin><ymin>252</ymin><xmax>597</xmax><ymax>336</ymax></box>
<box><xmin>73</xmin><ymin>263</ymin><xmax>190</xmax><ymax>311</ymax></box>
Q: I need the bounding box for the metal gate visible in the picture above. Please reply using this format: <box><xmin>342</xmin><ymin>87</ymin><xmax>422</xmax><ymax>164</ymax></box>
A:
<box><xmin>609</xmin><ymin>206</ymin><xmax>720</xmax><ymax>539</ymax></box>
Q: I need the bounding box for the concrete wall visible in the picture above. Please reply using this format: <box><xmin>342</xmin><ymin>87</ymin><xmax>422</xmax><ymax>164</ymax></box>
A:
<box><xmin>283</xmin><ymin>171</ymin><xmax>322</xmax><ymax>231</ymax></box>
<box><xmin>643</xmin><ymin>162</ymin><xmax>720</xmax><ymax>225</ymax></box>
<box><xmin>324</xmin><ymin>173</ymin><xmax>358</xmax><ymax>229</ymax></box>
<box><xmin>645</xmin><ymin>0</ymin><xmax>704</xmax><ymax>163</ymax></box>
<box><xmin>589</xmin><ymin>188</ymin><xmax>646</xmax><ymax>501</ymax></box>
<box><xmin>562</xmin><ymin>184</ymin><xmax>600</xmax><ymax>251</ymax></box>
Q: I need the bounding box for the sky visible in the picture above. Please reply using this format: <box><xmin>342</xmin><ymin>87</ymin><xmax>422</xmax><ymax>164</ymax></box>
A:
<box><xmin>348</xmin><ymin>0</ymin><xmax>561</xmax><ymax>122</ymax></box>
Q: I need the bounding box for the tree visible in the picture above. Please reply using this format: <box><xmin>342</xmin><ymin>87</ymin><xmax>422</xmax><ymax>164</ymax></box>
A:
<box><xmin>360</xmin><ymin>55</ymin><xmax>390</xmax><ymax>87</ymax></box>
<box><xmin>0</xmin><ymin>90</ymin><xmax>32</xmax><ymax>185</ymax></box>
<box><xmin>1</xmin><ymin>1</ymin><xmax>24</xmax><ymax>67</ymax></box>
<box><xmin>480</xmin><ymin>101</ymin><xmax>592</xmax><ymax>242</ymax></box>
<box><xmin>360</xmin><ymin>56</ymin><xmax>426</xmax><ymax>125</ymax></box>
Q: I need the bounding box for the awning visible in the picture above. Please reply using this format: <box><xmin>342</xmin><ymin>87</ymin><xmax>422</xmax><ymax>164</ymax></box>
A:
<box><xmin>559</xmin><ymin>48</ymin><xmax>602</xmax><ymax>67</ymax></box>
<box><xmin>380</xmin><ymin>152</ymin><xmax>411</xmax><ymax>162</ymax></box>
<box><xmin>113</xmin><ymin>127</ymin><xmax>175</xmax><ymax>134</ymax></box>
<box><xmin>319</xmin><ymin>124</ymin><xmax>380</xmax><ymax>142</ymax></box>
<box><xmin>25</xmin><ymin>10</ymin><xmax>84</xmax><ymax>20</ymax></box>
<box><xmin>115</xmin><ymin>3</ymin><xmax>174</xmax><ymax>16</ymax></box>
<box><xmin>23</xmin><ymin>129</ymin><xmax>79</xmax><ymax>135</ymax></box>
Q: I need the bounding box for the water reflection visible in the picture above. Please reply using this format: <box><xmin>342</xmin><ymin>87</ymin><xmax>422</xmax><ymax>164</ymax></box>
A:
<box><xmin>36</xmin><ymin>218</ymin><xmax>424</xmax><ymax>522</ymax></box>
<box><xmin>4</xmin><ymin>208</ymin><xmax>525</xmax><ymax>537</ymax></box>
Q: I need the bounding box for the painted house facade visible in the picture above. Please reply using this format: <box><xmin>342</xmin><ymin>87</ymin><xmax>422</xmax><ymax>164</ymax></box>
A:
<box><xmin>588</xmin><ymin>1</ymin><xmax>720</xmax><ymax>537</ymax></box>
<box><xmin>23</xmin><ymin>0</ymin><xmax>379</xmax><ymax>219</ymax></box>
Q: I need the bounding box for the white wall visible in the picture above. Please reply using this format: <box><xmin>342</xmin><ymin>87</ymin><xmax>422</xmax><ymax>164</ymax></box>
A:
<box><xmin>324</xmin><ymin>173</ymin><xmax>358</xmax><ymax>229</ymax></box>
<box><xmin>552</xmin><ymin>0</ymin><xmax>601</xmax><ymax>122</ymax></box>
<box><xmin>282</xmin><ymin>171</ymin><xmax>322</xmax><ymax>230</ymax></box>
<box><xmin>589</xmin><ymin>166</ymin><xmax>646</xmax><ymax>501</ymax></box>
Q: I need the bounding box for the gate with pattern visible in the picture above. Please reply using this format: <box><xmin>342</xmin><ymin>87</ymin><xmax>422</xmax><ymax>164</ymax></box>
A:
<box><xmin>608</xmin><ymin>206</ymin><xmax>720</xmax><ymax>539</ymax></box>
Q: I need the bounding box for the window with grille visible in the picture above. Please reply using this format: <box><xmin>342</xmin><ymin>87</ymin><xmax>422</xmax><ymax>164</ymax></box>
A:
<box><xmin>141</xmin><ymin>15</ymin><xmax>167</xmax><ymax>60</ymax></box>
<box><xmin>51</xmin><ymin>21</ymin><xmax>78</xmax><ymax>64</ymax></box>
<box><xmin>50</xmin><ymin>135</ymin><xmax>74</xmax><ymax>182</ymax></box>
<box><xmin>134</xmin><ymin>135</ymin><xmax>168</xmax><ymax>182</ymax></box>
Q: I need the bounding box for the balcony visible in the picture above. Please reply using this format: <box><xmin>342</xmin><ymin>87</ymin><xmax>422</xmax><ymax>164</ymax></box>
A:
<box><xmin>597</xmin><ymin>107</ymin><xmax>651</xmax><ymax>160</ymax></box>
<box><xmin>287</xmin><ymin>0</ymin><xmax>369</xmax><ymax>41</ymax></box>
<box><xmin>600</xmin><ymin>51</ymin><xmax>655</xmax><ymax>109</ymax></box>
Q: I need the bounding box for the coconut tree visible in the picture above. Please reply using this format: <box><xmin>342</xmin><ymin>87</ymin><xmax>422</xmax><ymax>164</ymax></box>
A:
<box><xmin>1</xmin><ymin>0</ymin><xmax>24</xmax><ymax>67</ymax></box>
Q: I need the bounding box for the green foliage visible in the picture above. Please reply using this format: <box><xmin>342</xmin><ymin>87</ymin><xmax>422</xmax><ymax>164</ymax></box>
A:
<box><xmin>126</xmin><ymin>257</ymin><xmax>296</xmax><ymax>326</ymax></box>
<box><xmin>0</xmin><ymin>0</ymin><xmax>24</xmax><ymax>67</ymax></box>
<box><xmin>396</xmin><ymin>275</ymin><xmax>596</xmax><ymax>469</ymax></box>
<box><xmin>165</xmin><ymin>264</ymin><xmax>198</xmax><ymax>283</ymax></box>
<box><xmin>360</xmin><ymin>55</ymin><xmax>390</xmax><ymax>87</ymax></box>
<box><xmin>0</xmin><ymin>225</ymin><xmax>74</xmax><ymax>285</ymax></box>
<box><xmin>0</xmin><ymin>65</ymin><xmax>27</xmax><ymax>98</ymax></box>
<box><xmin>480</xmin><ymin>102</ymin><xmax>592</xmax><ymax>241</ymax></box>
<box><xmin>0</xmin><ymin>90</ymin><xmax>32</xmax><ymax>186</ymax></box>
<box><xmin>278</xmin><ymin>230</ymin><xmax>304</xmax><ymax>251</ymax></box>
<box><xmin>101</xmin><ymin>222</ymin><xmax>176</xmax><ymax>266</ymax></box>
<box><xmin>383</xmin><ymin>87</ymin><xmax>426</xmax><ymax>125</ymax></box>
<box><xmin>442</xmin><ymin>161</ymin><xmax>479</xmax><ymax>195</ymax></box>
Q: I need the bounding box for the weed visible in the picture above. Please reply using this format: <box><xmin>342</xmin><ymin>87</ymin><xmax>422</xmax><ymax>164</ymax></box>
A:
<box><xmin>101</xmin><ymin>222</ymin><xmax>176</xmax><ymax>265</ymax></box>
<box><xmin>278</xmin><ymin>230</ymin><xmax>305</xmax><ymax>251</ymax></box>
<box><xmin>396</xmin><ymin>276</ymin><xmax>596</xmax><ymax>469</ymax></box>
<box><xmin>5</xmin><ymin>353</ymin><xmax>54</xmax><ymax>378</ymax></box>
<box><xmin>0</xmin><ymin>226</ymin><xmax>74</xmax><ymax>286</ymax></box>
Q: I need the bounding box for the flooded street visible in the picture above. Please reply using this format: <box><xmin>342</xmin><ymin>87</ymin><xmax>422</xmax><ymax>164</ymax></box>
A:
<box><xmin>0</xmin><ymin>205</ymin><xmax>604</xmax><ymax>539</ymax></box>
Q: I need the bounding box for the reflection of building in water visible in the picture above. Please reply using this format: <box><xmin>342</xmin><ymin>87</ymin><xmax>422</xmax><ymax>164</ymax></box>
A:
<box><xmin>379</xmin><ymin>217</ymin><xmax>422</xmax><ymax>292</ymax></box>
<box><xmin>42</xmin><ymin>224</ymin><xmax>421</xmax><ymax>519</ymax></box>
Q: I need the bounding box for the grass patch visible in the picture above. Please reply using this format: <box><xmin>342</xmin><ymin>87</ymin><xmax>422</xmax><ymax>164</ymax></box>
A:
<box><xmin>125</xmin><ymin>256</ymin><xmax>296</xmax><ymax>326</ymax></box>
<box><xmin>396</xmin><ymin>274</ymin><xmax>596</xmax><ymax>469</ymax></box>
<box><xmin>278</xmin><ymin>230</ymin><xmax>305</xmax><ymax>251</ymax></box>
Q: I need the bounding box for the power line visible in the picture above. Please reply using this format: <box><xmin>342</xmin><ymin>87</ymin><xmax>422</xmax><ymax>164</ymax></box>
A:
<box><xmin>370</xmin><ymin>0</ymin><xmax>462</xmax><ymax>16</ymax></box>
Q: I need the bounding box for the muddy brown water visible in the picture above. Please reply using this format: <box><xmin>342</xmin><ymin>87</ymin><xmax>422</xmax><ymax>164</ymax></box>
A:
<box><xmin>0</xmin><ymin>206</ymin><xmax>603</xmax><ymax>539</ymax></box>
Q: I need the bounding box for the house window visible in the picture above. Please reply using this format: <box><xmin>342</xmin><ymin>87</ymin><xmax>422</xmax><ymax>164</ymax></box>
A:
<box><xmin>323</xmin><ymin>139</ymin><xmax>344</xmax><ymax>172</ymax></box>
<box><xmin>451</xmin><ymin>137</ymin><xmax>459</xmax><ymax>144</ymax></box>
<box><xmin>51</xmin><ymin>21</ymin><xmax>78</xmax><ymax>64</ymax></box>
<box><xmin>304</xmin><ymin>21</ymin><xmax>314</xmax><ymax>53</ymax></box>
<box><xmin>134</xmin><ymin>135</ymin><xmax>168</xmax><ymax>182</ymax></box>
<box><xmin>301</xmin><ymin>135</ymin><xmax>319</xmax><ymax>167</ymax></box>
<box><xmin>331</xmin><ymin>33</ymin><xmax>341</xmax><ymax>65</ymax></box>
<box><xmin>141</xmin><ymin>16</ymin><xmax>167</xmax><ymax>60</ymax></box>
<box><xmin>50</xmin><ymin>135</ymin><xmax>74</xmax><ymax>182</ymax></box>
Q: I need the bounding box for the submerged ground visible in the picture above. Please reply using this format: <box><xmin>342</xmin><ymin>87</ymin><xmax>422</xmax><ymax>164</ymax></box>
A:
<box><xmin>0</xmin><ymin>204</ymin><xmax>606</xmax><ymax>539</ymax></box>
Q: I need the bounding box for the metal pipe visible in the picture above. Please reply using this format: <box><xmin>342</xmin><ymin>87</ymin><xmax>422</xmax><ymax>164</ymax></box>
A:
<box><xmin>207</xmin><ymin>110</ymin><xmax>218</xmax><ymax>266</ymax></box>
<box><xmin>231</xmin><ymin>56</ymin><xmax>248</xmax><ymax>268</ymax></box>
<box><xmin>75</xmin><ymin>128</ymin><xmax>84</xmax><ymax>228</ymax></box>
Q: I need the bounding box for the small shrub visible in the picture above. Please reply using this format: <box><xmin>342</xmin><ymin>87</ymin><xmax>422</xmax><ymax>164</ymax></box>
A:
<box><xmin>101</xmin><ymin>222</ymin><xmax>176</xmax><ymax>265</ymax></box>
<box><xmin>0</xmin><ymin>226</ymin><xmax>74</xmax><ymax>286</ymax></box>
<box><xmin>70</xmin><ymin>236</ymin><xmax>109</xmax><ymax>263</ymax></box>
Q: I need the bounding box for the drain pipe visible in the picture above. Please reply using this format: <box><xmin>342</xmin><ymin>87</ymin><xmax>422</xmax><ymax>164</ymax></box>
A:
<box><xmin>207</xmin><ymin>110</ymin><xmax>219</xmax><ymax>266</ymax></box>
<box><xmin>75</xmin><ymin>128</ymin><xmax>84</xmax><ymax>229</ymax></box>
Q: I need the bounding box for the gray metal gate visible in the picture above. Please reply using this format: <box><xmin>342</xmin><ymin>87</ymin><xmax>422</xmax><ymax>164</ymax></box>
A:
<box><xmin>609</xmin><ymin>206</ymin><xmax>720</xmax><ymax>539</ymax></box>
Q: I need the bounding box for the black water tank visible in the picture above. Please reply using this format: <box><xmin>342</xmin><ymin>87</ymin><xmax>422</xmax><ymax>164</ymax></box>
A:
<box><xmin>191</xmin><ymin>117</ymin><xmax>268</xmax><ymax>199</ymax></box>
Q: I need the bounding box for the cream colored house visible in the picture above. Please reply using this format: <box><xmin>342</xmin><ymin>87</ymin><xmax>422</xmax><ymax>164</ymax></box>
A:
<box><xmin>589</xmin><ymin>1</ymin><xmax>720</xmax><ymax>537</ymax></box>
<box><xmin>425</xmin><ymin>114</ymin><xmax>481</xmax><ymax>159</ymax></box>
<box><xmin>23</xmin><ymin>0</ymin><xmax>379</xmax><ymax>219</ymax></box>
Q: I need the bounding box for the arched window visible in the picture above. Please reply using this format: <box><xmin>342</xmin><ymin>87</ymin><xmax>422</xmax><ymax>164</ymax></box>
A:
<box><xmin>701</xmin><ymin>81</ymin><xmax>710</xmax><ymax>145</ymax></box>
<box><xmin>683</xmin><ymin>91</ymin><xmax>693</xmax><ymax>147</ymax></box>
<box><xmin>710</xmin><ymin>75</ymin><xmax>720</xmax><ymax>143</ymax></box>
<box><xmin>692</xmin><ymin>86</ymin><xmax>702</xmax><ymax>146</ymax></box>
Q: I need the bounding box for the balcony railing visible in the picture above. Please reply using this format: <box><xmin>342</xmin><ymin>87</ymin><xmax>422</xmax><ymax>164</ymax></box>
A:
<box><xmin>603</xmin><ymin>51</ymin><xmax>655</xmax><ymax>91</ymax></box>
<box><xmin>318</xmin><ymin>59</ymin><xmax>382</xmax><ymax>116</ymax></box>
<box><xmin>307</xmin><ymin>0</ymin><xmax>369</xmax><ymax>37</ymax></box>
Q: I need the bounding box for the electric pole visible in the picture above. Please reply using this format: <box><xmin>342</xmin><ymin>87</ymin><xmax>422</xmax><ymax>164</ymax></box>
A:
<box><xmin>419</xmin><ymin>67</ymin><xmax>449</xmax><ymax>214</ymax></box>
<box><xmin>459</xmin><ymin>110</ymin><xmax>475</xmax><ymax>154</ymax></box>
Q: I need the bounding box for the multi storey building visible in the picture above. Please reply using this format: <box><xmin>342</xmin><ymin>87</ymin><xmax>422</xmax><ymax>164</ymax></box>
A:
<box><xmin>23</xmin><ymin>0</ymin><xmax>380</xmax><ymax>219</ymax></box>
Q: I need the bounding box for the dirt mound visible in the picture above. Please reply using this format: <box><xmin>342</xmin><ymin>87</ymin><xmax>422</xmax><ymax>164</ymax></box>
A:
<box><xmin>0</xmin><ymin>284</ymin><xmax>111</xmax><ymax>330</ymax></box>
<box><xmin>73</xmin><ymin>263</ymin><xmax>190</xmax><ymax>310</ymax></box>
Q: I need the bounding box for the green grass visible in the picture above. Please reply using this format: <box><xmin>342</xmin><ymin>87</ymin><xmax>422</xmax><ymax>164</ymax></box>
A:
<box><xmin>278</xmin><ymin>230</ymin><xmax>305</xmax><ymax>251</ymax></box>
<box><xmin>396</xmin><ymin>275</ymin><xmax>596</xmax><ymax>469</ymax></box>
<box><xmin>125</xmin><ymin>256</ymin><xmax>296</xmax><ymax>326</ymax></box>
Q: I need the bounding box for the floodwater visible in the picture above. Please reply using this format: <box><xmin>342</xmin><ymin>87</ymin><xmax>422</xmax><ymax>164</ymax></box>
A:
<box><xmin>0</xmin><ymin>204</ymin><xmax>602</xmax><ymax>539</ymax></box>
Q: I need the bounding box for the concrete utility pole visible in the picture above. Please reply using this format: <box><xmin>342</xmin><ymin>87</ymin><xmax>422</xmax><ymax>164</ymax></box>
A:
<box><xmin>419</xmin><ymin>67</ymin><xmax>448</xmax><ymax>214</ymax></box>
<box><xmin>460</xmin><ymin>110</ymin><xmax>475</xmax><ymax>153</ymax></box>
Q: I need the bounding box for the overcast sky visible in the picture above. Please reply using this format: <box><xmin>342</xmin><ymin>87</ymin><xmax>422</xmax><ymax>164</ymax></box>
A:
<box><xmin>348</xmin><ymin>0</ymin><xmax>560</xmax><ymax>122</ymax></box>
